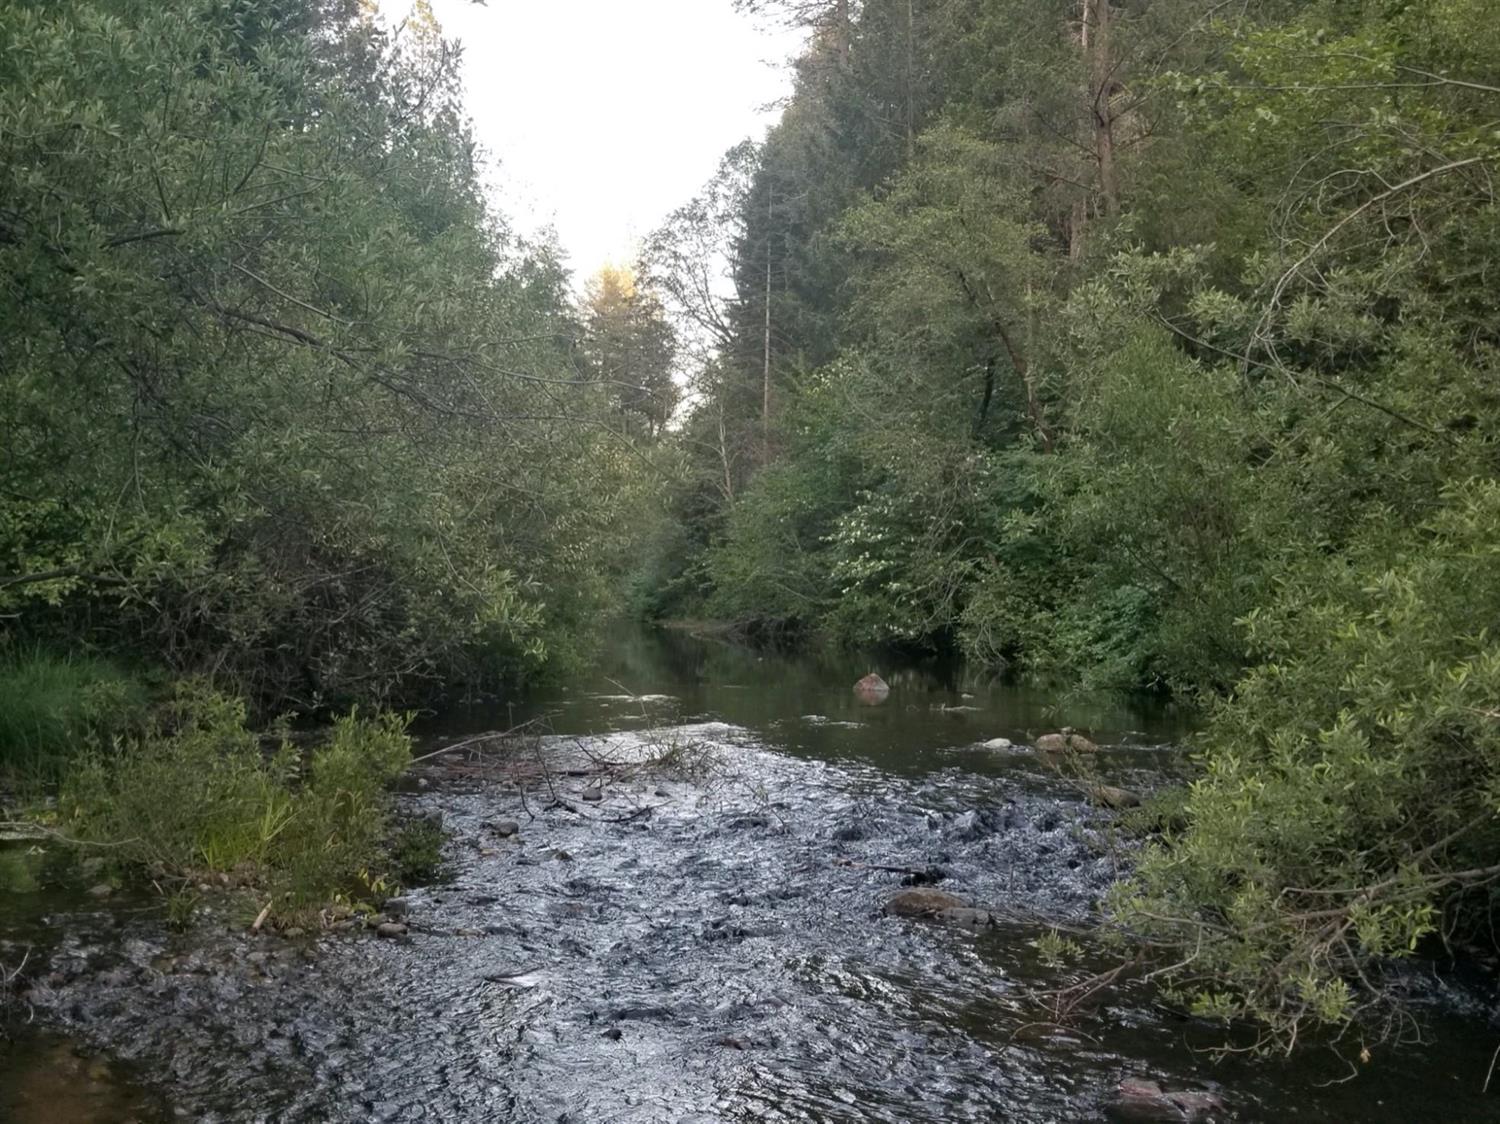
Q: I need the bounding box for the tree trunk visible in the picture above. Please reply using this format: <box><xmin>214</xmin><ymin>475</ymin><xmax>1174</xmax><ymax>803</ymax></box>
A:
<box><xmin>762</xmin><ymin>180</ymin><xmax>773</xmax><ymax>462</ymax></box>
<box><xmin>1082</xmin><ymin>0</ymin><xmax>1119</xmax><ymax>216</ymax></box>
<box><xmin>834</xmin><ymin>0</ymin><xmax>852</xmax><ymax>70</ymax></box>
<box><xmin>905</xmin><ymin>0</ymin><xmax>916</xmax><ymax>158</ymax></box>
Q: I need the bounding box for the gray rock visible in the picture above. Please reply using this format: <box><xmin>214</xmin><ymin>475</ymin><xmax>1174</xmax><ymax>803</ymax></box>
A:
<box><xmin>492</xmin><ymin>820</ymin><xmax>520</xmax><ymax>838</ymax></box>
<box><xmin>980</xmin><ymin>737</ymin><xmax>1014</xmax><ymax>750</ymax></box>
<box><xmin>375</xmin><ymin>921</ymin><xmax>408</xmax><ymax>939</ymax></box>
<box><xmin>581</xmin><ymin>786</ymin><xmax>604</xmax><ymax>803</ymax></box>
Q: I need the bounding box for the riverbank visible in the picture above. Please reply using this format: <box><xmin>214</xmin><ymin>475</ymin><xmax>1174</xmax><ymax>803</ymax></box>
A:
<box><xmin>3</xmin><ymin>629</ymin><xmax>1498</xmax><ymax>1120</ymax></box>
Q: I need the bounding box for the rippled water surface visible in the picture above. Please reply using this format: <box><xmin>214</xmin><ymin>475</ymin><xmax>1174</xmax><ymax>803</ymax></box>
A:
<box><xmin>3</xmin><ymin>627</ymin><xmax>1497</xmax><ymax>1121</ymax></box>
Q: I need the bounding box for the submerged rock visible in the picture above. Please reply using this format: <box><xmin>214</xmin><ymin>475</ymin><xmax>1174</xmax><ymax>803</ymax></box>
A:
<box><xmin>1089</xmin><ymin>785</ymin><xmax>1142</xmax><ymax>810</ymax></box>
<box><xmin>853</xmin><ymin>673</ymin><xmax>890</xmax><ymax>703</ymax></box>
<box><xmin>883</xmin><ymin>888</ymin><xmax>967</xmax><ymax>917</ymax></box>
<box><xmin>1112</xmin><ymin>1078</ymin><xmax>1226</xmax><ymax>1122</ymax></box>
<box><xmin>935</xmin><ymin>907</ymin><xmax>998</xmax><ymax>928</ymax></box>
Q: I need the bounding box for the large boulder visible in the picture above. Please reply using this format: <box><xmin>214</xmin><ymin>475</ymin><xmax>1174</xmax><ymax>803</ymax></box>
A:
<box><xmin>1035</xmin><ymin>728</ymin><xmax>1099</xmax><ymax>754</ymax></box>
<box><xmin>853</xmin><ymin>673</ymin><xmax>891</xmax><ymax>703</ymax></box>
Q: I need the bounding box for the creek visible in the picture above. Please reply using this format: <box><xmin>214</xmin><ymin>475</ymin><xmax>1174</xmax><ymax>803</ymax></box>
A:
<box><xmin>1</xmin><ymin>626</ymin><xmax>1497</xmax><ymax>1122</ymax></box>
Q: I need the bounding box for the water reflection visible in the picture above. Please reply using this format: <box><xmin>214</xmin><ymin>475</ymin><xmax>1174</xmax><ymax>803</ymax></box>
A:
<box><xmin>421</xmin><ymin>625</ymin><xmax>1198</xmax><ymax>775</ymax></box>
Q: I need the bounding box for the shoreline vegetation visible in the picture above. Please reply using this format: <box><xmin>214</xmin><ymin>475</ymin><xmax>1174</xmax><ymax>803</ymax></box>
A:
<box><xmin>3</xmin><ymin>0</ymin><xmax>1499</xmax><ymax>1070</ymax></box>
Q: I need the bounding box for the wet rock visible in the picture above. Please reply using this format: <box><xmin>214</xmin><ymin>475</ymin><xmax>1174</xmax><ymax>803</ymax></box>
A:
<box><xmin>935</xmin><ymin>907</ymin><xmax>998</xmax><ymax>928</ymax></box>
<box><xmin>581</xmin><ymin>786</ymin><xmax>604</xmax><ymax>803</ymax></box>
<box><xmin>546</xmin><ymin>849</ymin><xmax>574</xmax><ymax>862</ymax></box>
<box><xmin>492</xmin><ymin>820</ymin><xmax>520</xmax><ymax>838</ymax></box>
<box><xmin>601</xmin><ymin>1027</ymin><xmax>623</xmax><ymax>1041</ymax></box>
<box><xmin>1035</xmin><ymin>729</ymin><xmax>1099</xmax><ymax>754</ymax></box>
<box><xmin>1089</xmin><ymin>785</ymin><xmax>1142</xmax><ymax>810</ymax></box>
<box><xmin>944</xmin><ymin>807</ymin><xmax>1015</xmax><ymax>842</ymax></box>
<box><xmin>899</xmin><ymin>866</ymin><xmax>947</xmax><ymax>886</ymax></box>
<box><xmin>853</xmin><ymin>673</ymin><xmax>890</xmax><ymax>703</ymax></box>
<box><xmin>980</xmin><ymin>737</ymin><xmax>1014</xmax><ymax>750</ymax></box>
<box><xmin>883</xmin><ymin>888</ymin><xmax>967</xmax><ymax>917</ymax></box>
<box><xmin>1112</xmin><ymin>1078</ymin><xmax>1226</xmax><ymax>1122</ymax></box>
<box><xmin>375</xmin><ymin>922</ymin><xmax>408</xmax><ymax>939</ymax></box>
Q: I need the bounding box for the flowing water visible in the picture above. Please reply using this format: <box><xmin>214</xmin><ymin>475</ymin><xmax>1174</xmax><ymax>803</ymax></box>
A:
<box><xmin>2</xmin><ymin>626</ymin><xmax>1497</xmax><ymax>1121</ymax></box>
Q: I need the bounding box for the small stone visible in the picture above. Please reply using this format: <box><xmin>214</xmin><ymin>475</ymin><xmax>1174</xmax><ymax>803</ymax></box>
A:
<box><xmin>493</xmin><ymin>820</ymin><xmax>520</xmax><ymax>838</ymax></box>
<box><xmin>981</xmin><ymin>737</ymin><xmax>1014</xmax><ymax>750</ymax></box>
<box><xmin>87</xmin><ymin>883</ymin><xmax>114</xmax><ymax>898</ymax></box>
<box><xmin>654</xmin><ymin>788</ymin><xmax>669</xmax><ymax>799</ymax></box>
<box><xmin>376</xmin><ymin>921</ymin><xmax>408</xmax><ymax>939</ymax></box>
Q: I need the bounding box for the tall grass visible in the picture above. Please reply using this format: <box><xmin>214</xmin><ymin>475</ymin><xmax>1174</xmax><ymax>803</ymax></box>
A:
<box><xmin>0</xmin><ymin>649</ymin><xmax>148</xmax><ymax>778</ymax></box>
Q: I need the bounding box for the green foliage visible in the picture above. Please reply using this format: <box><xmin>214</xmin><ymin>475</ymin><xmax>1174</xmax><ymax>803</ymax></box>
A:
<box><xmin>63</xmin><ymin>682</ymin><xmax>413</xmax><ymax>917</ymax></box>
<box><xmin>0</xmin><ymin>0</ymin><xmax>641</xmax><ymax>707</ymax></box>
<box><xmin>387</xmin><ymin>814</ymin><xmax>447</xmax><ymax>888</ymax></box>
<box><xmin>0</xmin><ymin>650</ymin><xmax>149</xmax><ymax>778</ymax></box>
<box><xmin>642</xmin><ymin>0</ymin><xmax>1500</xmax><ymax>1047</ymax></box>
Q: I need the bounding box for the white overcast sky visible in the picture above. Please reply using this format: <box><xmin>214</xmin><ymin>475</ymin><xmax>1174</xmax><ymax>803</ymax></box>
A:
<box><xmin>420</xmin><ymin>1</ymin><xmax>803</xmax><ymax>283</ymax></box>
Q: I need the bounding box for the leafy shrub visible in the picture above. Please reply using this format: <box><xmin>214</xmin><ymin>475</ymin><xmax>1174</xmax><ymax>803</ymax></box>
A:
<box><xmin>63</xmin><ymin>682</ymin><xmax>413</xmax><ymax>919</ymax></box>
<box><xmin>1110</xmin><ymin>478</ymin><xmax>1500</xmax><ymax>1046</ymax></box>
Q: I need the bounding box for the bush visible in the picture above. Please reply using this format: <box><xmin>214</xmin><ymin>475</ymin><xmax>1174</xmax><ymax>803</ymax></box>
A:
<box><xmin>1110</xmin><ymin>478</ymin><xmax>1500</xmax><ymax>1047</ymax></box>
<box><xmin>63</xmin><ymin>682</ymin><xmax>413</xmax><ymax>919</ymax></box>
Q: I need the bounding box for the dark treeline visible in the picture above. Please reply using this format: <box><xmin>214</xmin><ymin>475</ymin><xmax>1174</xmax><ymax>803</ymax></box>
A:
<box><xmin>639</xmin><ymin>1</ymin><xmax>1500</xmax><ymax>1046</ymax></box>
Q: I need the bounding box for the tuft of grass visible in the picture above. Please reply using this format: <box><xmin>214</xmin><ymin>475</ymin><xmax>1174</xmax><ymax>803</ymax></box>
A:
<box><xmin>0</xmin><ymin>649</ymin><xmax>149</xmax><ymax>779</ymax></box>
<box><xmin>388</xmin><ymin>813</ymin><xmax>447</xmax><ymax>888</ymax></box>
